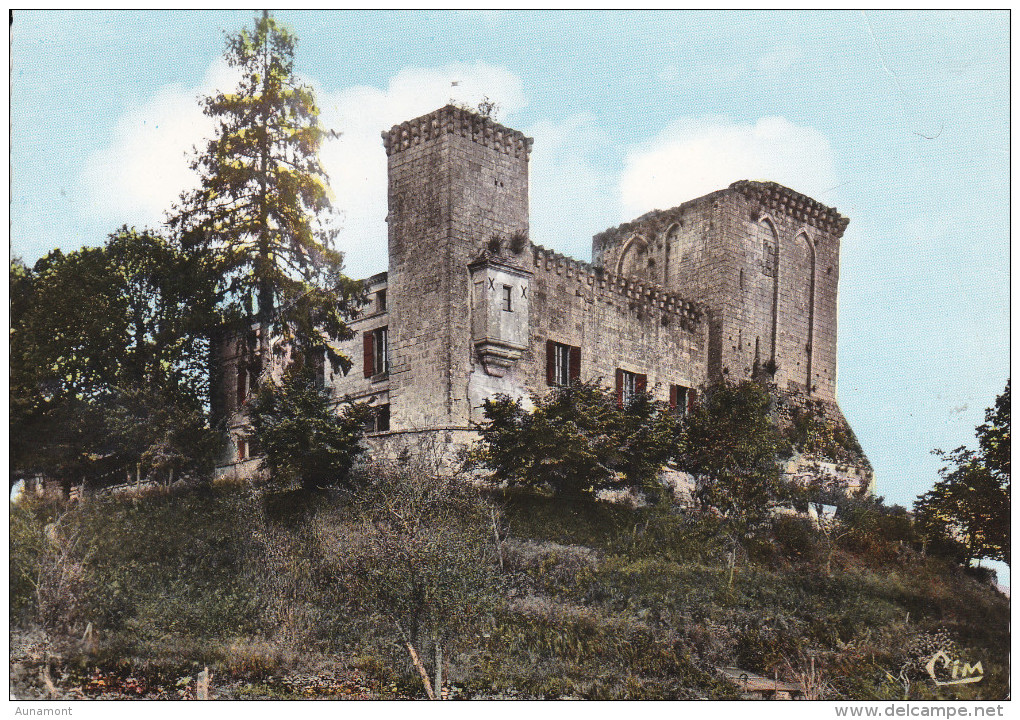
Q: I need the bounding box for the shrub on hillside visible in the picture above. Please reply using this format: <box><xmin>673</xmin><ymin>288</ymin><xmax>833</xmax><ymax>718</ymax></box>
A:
<box><xmin>249</xmin><ymin>366</ymin><xmax>371</xmax><ymax>490</ymax></box>
<box><xmin>472</xmin><ymin>380</ymin><xmax>681</xmax><ymax>502</ymax></box>
<box><xmin>322</xmin><ymin>468</ymin><xmax>506</xmax><ymax>698</ymax></box>
<box><xmin>678</xmin><ymin>380</ymin><xmax>783</xmax><ymax>522</ymax></box>
<box><xmin>14</xmin><ymin>488</ymin><xmax>272</xmax><ymax>641</ymax></box>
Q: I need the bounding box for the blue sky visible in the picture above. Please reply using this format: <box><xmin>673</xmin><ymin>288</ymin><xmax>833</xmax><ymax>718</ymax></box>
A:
<box><xmin>10</xmin><ymin>11</ymin><xmax>1009</xmax><ymax>534</ymax></box>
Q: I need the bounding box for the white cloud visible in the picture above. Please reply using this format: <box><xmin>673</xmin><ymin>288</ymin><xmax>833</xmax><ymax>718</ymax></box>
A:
<box><xmin>76</xmin><ymin>59</ymin><xmax>240</xmax><ymax>229</ymax></box>
<box><xmin>310</xmin><ymin>62</ymin><xmax>527</xmax><ymax>279</ymax></box>
<box><xmin>657</xmin><ymin>64</ymin><xmax>680</xmax><ymax>83</ymax></box>
<box><xmin>75</xmin><ymin>59</ymin><xmax>525</xmax><ymax>280</ymax></box>
<box><xmin>618</xmin><ymin>116</ymin><xmax>837</xmax><ymax>218</ymax></box>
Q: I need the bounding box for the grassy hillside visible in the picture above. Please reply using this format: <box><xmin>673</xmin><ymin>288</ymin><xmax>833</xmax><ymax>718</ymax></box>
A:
<box><xmin>9</xmin><ymin>472</ymin><xmax>1009</xmax><ymax>700</ymax></box>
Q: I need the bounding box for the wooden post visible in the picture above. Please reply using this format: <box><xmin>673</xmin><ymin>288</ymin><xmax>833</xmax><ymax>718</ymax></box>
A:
<box><xmin>196</xmin><ymin>666</ymin><xmax>210</xmax><ymax>700</ymax></box>
<box><xmin>491</xmin><ymin>508</ymin><xmax>504</xmax><ymax>571</ymax></box>
<box><xmin>433</xmin><ymin>642</ymin><xmax>443</xmax><ymax>700</ymax></box>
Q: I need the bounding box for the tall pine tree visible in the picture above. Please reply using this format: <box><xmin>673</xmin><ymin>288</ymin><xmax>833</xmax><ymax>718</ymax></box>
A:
<box><xmin>172</xmin><ymin>12</ymin><xmax>360</xmax><ymax>377</ymax></box>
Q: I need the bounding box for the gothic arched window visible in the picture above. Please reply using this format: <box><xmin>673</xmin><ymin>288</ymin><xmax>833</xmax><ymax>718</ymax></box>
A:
<box><xmin>759</xmin><ymin>219</ymin><xmax>778</xmax><ymax>277</ymax></box>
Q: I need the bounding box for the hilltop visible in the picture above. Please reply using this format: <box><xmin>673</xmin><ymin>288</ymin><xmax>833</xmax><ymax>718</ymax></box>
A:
<box><xmin>10</xmin><ymin>471</ymin><xmax>1009</xmax><ymax>700</ymax></box>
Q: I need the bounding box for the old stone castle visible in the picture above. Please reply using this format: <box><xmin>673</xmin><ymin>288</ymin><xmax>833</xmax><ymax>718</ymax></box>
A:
<box><xmin>215</xmin><ymin>104</ymin><xmax>872</xmax><ymax>493</ymax></box>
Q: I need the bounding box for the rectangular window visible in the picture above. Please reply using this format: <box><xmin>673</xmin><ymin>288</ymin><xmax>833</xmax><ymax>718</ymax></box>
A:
<box><xmin>364</xmin><ymin>327</ymin><xmax>388</xmax><ymax>378</ymax></box>
<box><xmin>364</xmin><ymin>404</ymin><xmax>391</xmax><ymax>434</ymax></box>
<box><xmin>376</xmin><ymin>404</ymin><xmax>390</xmax><ymax>432</ymax></box>
<box><xmin>615</xmin><ymin>369</ymin><xmax>647</xmax><ymax>407</ymax></box>
<box><xmin>236</xmin><ymin>436</ymin><xmax>247</xmax><ymax>462</ymax></box>
<box><xmin>546</xmin><ymin>340</ymin><xmax>581</xmax><ymax>387</ymax></box>
<box><xmin>502</xmin><ymin>284</ymin><xmax>513</xmax><ymax>312</ymax></box>
<box><xmin>377</xmin><ymin>289</ymin><xmax>387</xmax><ymax>313</ymax></box>
<box><xmin>670</xmin><ymin>384</ymin><xmax>690</xmax><ymax>414</ymax></box>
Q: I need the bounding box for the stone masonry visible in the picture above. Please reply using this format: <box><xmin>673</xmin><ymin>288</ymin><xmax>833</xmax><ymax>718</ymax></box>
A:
<box><xmin>214</xmin><ymin>105</ymin><xmax>872</xmax><ymax>493</ymax></box>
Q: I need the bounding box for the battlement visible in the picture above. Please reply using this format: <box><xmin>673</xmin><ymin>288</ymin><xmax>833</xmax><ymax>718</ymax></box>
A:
<box><xmin>730</xmin><ymin>180</ymin><xmax>849</xmax><ymax>236</ymax></box>
<box><xmin>381</xmin><ymin>105</ymin><xmax>534</xmax><ymax>160</ymax></box>
<box><xmin>531</xmin><ymin>244</ymin><xmax>701</xmax><ymax>330</ymax></box>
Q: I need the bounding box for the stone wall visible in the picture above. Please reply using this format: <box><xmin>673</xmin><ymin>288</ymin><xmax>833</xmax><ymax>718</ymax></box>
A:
<box><xmin>213</xmin><ymin>104</ymin><xmax>870</xmax><ymax>494</ymax></box>
<box><xmin>383</xmin><ymin>105</ymin><xmax>532</xmax><ymax>432</ymax></box>
<box><xmin>593</xmin><ymin>181</ymin><xmax>847</xmax><ymax>402</ymax></box>
<box><xmin>462</xmin><ymin>243</ymin><xmax>705</xmax><ymax>421</ymax></box>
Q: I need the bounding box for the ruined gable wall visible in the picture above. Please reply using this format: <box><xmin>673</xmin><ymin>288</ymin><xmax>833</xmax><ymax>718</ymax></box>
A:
<box><xmin>725</xmin><ymin>182</ymin><xmax>845</xmax><ymax>401</ymax></box>
<box><xmin>594</xmin><ymin>182</ymin><xmax>845</xmax><ymax>402</ymax></box>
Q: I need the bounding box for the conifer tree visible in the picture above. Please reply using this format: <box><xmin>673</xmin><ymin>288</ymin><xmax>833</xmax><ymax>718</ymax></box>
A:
<box><xmin>172</xmin><ymin>11</ymin><xmax>360</xmax><ymax>375</ymax></box>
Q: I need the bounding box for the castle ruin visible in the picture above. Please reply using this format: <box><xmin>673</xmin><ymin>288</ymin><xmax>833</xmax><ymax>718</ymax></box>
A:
<box><xmin>214</xmin><ymin>105</ymin><xmax>872</xmax><ymax>494</ymax></box>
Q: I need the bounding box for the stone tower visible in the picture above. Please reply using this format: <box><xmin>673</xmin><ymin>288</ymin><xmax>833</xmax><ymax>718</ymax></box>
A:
<box><xmin>593</xmin><ymin>181</ymin><xmax>848</xmax><ymax>401</ymax></box>
<box><xmin>381</xmin><ymin>105</ymin><xmax>533</xmax><ymax>433</ymax></box>
<box><xmin>593</xmin><ymin>181</ymin><xmax>871</xmax><ymax>492</ymax></box>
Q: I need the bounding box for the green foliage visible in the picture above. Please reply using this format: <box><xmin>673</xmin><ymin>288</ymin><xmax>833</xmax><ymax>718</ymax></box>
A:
<box><xmin>12</xmin><ymin>489</ymin><xmax>270</xmax><ymax>639</ymax></box>
<box><xmin>9</xmin><ymin>475</ymin><xmax>1010</xmax><ymax>700</ymax></box>
<box><xmin>976</xmin><ymin>379</ymin><xmax>1010</xmax><ymax>480</ymax></box>
<box><xmin>679</xmin><ymin>380</ymin><xmax>783</xmax><ymax>520</ymax></box>
<box><xmin>9</xmin><ymin>229</ymin><xmax>221</xmax><ymax>488</ymax></box>
<box><xmin>10</xmin><ymin>497</ymin><xmax>62</xmax><ymax>622</ymax></box>
<box><xmin>171</xmin><ymin>11</ymin><xmax>361</xmax><ymax>372</ymax></box>
<box><xmin>248</xmin><ymin>367</ymin><xmax>370</xmax><ymax>490</ymax></box>
<box><xmin>771</xmin><ymin>515</ymin><xmax>822</xmax><ymax>564</ymax></box>
<box><xmin>326</xmin><ymin>469</ymin><xmax>506</xmax><ymax>696</ymax></box>
<box><xmin>784</xmin><ymin>399</ymin><xmax>865</xmax><ymax>463</ymax></box>
<box><xmin>472</xmin><ymin>380</ymin><xmax>681</xmax><ymax>501</ymax></box>
<box><xmin>915</xmin><ymin>382</ymin><xmax>1010</xmax><ymax>566</ymax></box>
<box><xmin>915</xmin><ymin>448</ymin><xmax>1008</xmax><ymax>565</ymax></box>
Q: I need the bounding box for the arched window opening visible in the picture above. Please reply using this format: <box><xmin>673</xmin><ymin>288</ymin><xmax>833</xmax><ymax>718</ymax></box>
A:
<box><xmin>759</xmin><ymin>218</ymin><xmax>778</xmax><ymax>278</ymax></box>
<box><xmin>616</xmin><ymin>235</ymin><xmax>649</xmax><ymax>279</ymax></box>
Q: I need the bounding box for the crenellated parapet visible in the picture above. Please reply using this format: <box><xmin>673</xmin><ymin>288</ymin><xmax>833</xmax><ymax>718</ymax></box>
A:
<box><xmin>531</xmin><ymin>244</ymin><xmax>701</xmax><ymax>330</ymax></box>
<box><xmin>730</xmin><ymin>180</ymin><xmax>849</xmax><ymax>236</ymax></box>
<box><xmin>381</xmin><ymin>104</ymin><xmax>534</xmax><ymax>159</ymax></box>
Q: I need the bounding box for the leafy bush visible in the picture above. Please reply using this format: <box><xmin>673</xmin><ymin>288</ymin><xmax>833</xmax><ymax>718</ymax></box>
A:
<box><xmin>249</xmin><ymin>366</ymin><xmax>371</xmax><ymax>490</ymax></box>
<box><xmin>472</xmin><ymin>380</ymin><xmax>680</xmax><ymax>501</ymax></box>
<box><xmin>10</xmin><ymin>497</ymin><xmax>61</xmax><ymax>623</ymax></box>
<box><xmin>679</xmin><ymin>380</ymin><xmax>783</xmax><ymax>521</ymax></box>
<box><xmin>772</xmin><ymin>515</ymin><xmax>822</xmax><ymax>564</ymax></box>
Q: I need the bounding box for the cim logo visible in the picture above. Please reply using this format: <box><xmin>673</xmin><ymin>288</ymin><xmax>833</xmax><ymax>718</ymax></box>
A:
<box><xmin>925</xmin><ymin>650</ymin><xmax>984</xmax><ymax>686</ymax></box>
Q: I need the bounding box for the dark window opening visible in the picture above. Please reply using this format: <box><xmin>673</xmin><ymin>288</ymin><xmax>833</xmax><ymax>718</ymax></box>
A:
<box><xmin>760</xmin><ymin>220</ymin><xmax>778</xmax><ymax>278</ymax></box>
<box><xmin>503</xmin><ymin>284</ymin><xmax>513</xmax><ymax>312</ymax></box>
<box><xmin>365</xmin><ymin>404</ymin><xmax>391</xmax><ymax>433</ymax></box>
<box><xmin>377</xmin><ymin>289</ymin><xmax>387</xmax><ymax>312</ymax></box>
<box><xmin>236</xmin><ymin>436</ymin><xmax>247</xmax><ymax>462</ymax></box>
<box><xmin>376</xmin><ymin>404</ymin><xmax>390</xmax><ymax>432</ymax></box>
<box><xmin>236</xmin><ymin>357</ymin><xmax>261</xmax><ymax>408</ymax></box>
<box><xmin>670</xmin><ymin>384</ymin><xmax>692</xmax><ymax>414</ymax></box>
<box><xmin>363</xmin><ymin>327</ymin><xmax>388</xmax><ymax>378</ymax></box>
<box><xmin>236</xmin><ymin>365</ymin><xmax>247</xmax><ymax>407</ymax></box>
<box><xmin>615</xmin><ymin>369</ymin><xmax>647</xmax><ymax>407</ymax></box>
<box><xmin>546</xmin><ymin>340</ymin><xmax>581</xmax><ymax>387</ymax></box>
